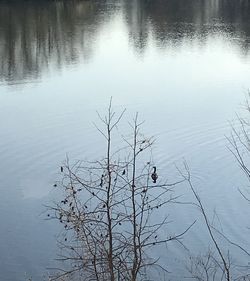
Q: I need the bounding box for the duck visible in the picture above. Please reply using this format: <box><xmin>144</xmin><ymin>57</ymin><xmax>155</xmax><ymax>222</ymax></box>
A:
<box><xmin>151</xmin><ymin>166</ymin><xmax>158</xmax><ymax>183</ymax></box>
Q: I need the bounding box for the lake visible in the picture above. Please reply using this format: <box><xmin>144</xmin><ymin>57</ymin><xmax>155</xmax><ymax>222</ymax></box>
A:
<box><xmin>0</xmin><ymin>0</ymin><xmax>250</xmax><ymax>280</ymax></box>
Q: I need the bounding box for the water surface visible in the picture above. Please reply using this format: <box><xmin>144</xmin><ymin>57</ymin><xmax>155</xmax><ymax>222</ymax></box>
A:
<box><xmin>1</xmin><ymin>0</ymin><xmax>250</xmax><ymax>280</ymax></box>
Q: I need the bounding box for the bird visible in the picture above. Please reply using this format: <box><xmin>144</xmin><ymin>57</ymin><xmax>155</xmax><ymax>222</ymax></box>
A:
<box><xmin>151</xmin><ymin>166</ymin><xmax>158</xmax><ymax>183</ymax></box>
<box><xmin>60</xmin><ymin>166</ymin><xmax>63</xmax><ymax>173</ymax></box>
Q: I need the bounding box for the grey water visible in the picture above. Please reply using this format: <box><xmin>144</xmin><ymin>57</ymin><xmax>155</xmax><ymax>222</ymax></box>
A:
<box><xmin>0</xmin><ymin>0</ymin><xmax>250</xmax><ymax>280</ymax></box>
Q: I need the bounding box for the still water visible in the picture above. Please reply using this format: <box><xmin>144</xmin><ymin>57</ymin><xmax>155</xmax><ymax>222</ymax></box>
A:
<box><xmin>0</xmin><ymin>0</ymin><xmax>250</xmax><ymax>280</ymax></box>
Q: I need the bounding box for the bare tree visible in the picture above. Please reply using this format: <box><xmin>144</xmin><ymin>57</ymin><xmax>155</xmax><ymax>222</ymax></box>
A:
<box><xmin>186</xmin><ymin>250</ymin><xmax>227</xmax><ymax>281</ymax></box>
<box><xmin>183</xmin><ymin>93</ymin><xmax>250</xmax><ymax>281</ymax></box>
<box><xmin>179</xmin><ymin>164</ymin><xmax>231</xmax><ymax>281</ymax></box>
<box><xmin>47</xmin><ymin>101</ymin><xmax>191</xmax><ymax>281</ymax></box>
<box><xmin>228</xmin><ymin>94</ymin><xmax>250</xmax><ymax>201</ymax></box>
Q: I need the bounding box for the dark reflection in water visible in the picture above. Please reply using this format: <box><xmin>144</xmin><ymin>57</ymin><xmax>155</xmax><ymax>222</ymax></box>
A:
<box><xmin>125</xmin><ymin>0</ymin><xmax>250</xmax><ymax>53</ymax></box>
<box><xmin>0</xmin><ymin>0</ymin><xmax>117</xmax><ymax>82</ymax></box>
<box><xmin>0</xmin><ymin>0</ymin><xmax>250</xmax><ymax>83</ymax></box>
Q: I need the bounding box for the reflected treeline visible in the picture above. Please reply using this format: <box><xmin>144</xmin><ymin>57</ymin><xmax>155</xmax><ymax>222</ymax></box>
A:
<box><xmin>124</xmin><ymin>0</ymin><xmax>250</xmax><ymax>53</ymax></box>
<box><xmin>0</xmin><ymin>0</ymin><xmax>115</xmax><ymax>82</ymax></box>
<box><xmin>1</xmin><ymin>0</ymin><xmax>250</xmax><ymax>83</ymax></box>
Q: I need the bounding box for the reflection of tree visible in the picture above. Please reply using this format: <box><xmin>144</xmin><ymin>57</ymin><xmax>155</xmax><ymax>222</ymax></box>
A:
<box><xmin>124</xmin><ymin>0</ymin><xmax>149</xmax><ymax>54</ymax></box>
<box><xmin>0</xmin><ymin>0</ymin><xmax>113</xmax><ymax>83</ymax></box>
<box><xmin>0</xmin><ymin>0</ymin><xmax>250</xmax><ymax>83</ymax></box>
<box><xmin>124</xmin><ymin>0</ymin><xmax>250</xmax><ymax>53</ymax></box>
